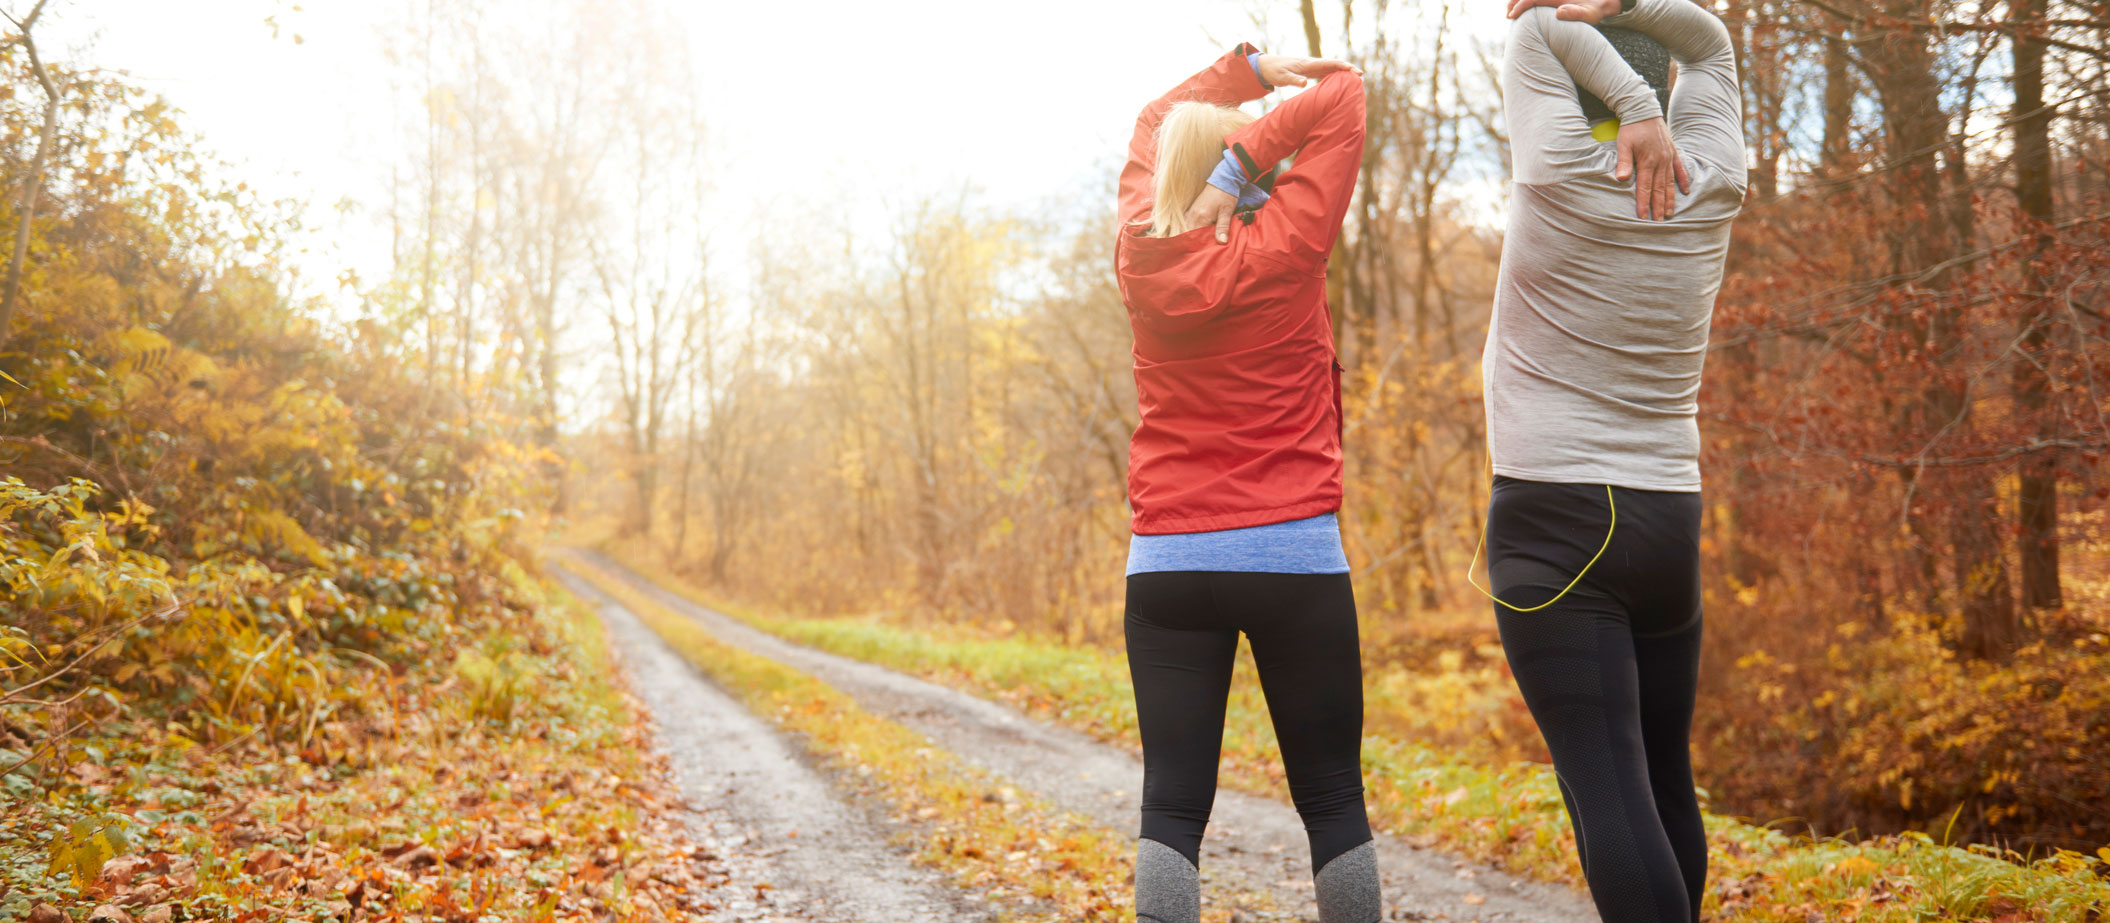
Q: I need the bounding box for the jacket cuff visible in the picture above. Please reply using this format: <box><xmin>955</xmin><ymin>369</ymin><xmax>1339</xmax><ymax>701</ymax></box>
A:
<box><xmin>1206</xmin><ymin>151</ymin><xmax>1248</xmax><ymax>197</ymax></box>
<box><xmin>1247</xmin><ymin>52</ymin><xmax>1271</xmax><ymax>91</ymax></box>
<box><xmin>1228</xmin><ymin>42</ymin><xmax>1268</xmax><ymax>99</ymax></box>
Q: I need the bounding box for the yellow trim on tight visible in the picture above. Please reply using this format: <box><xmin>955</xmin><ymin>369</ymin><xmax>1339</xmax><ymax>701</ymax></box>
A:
<box><xmin>1467</xmin><ymin>484</ymin><xmax>1617</xmax><ymax>613</ymax></box>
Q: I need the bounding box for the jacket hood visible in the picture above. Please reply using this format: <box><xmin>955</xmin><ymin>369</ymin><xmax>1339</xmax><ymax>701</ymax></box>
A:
<box><xmin>1115</xmin><ymin>224</ymin><xmax>1246</xmax><ymax>335</ymax></box>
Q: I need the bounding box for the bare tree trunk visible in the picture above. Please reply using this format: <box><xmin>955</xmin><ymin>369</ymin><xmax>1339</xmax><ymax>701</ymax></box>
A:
<box><xmin>0</xmin><ymin>0</ymin><xmax>58</xmax><ymax>352</ymax></box>
<box><xmin>1821</xmin><ymin>32</ymin><xmax>1854</xmax><ymax>176</ymax></box>
<box><xmin>421</xmin><ymin>5</ymin><xmax>442</xmax><ymax>385</ymax></box>
<box><xmin>1735</xmin><ymin>1</ymin><xmax>1783</xmax><ymax>199</ymax></box>
<box><xmin>1956</xmin><ymin>490</ymin><xmax>2019</xmax><ymax>657</ymax></box>
<box><xmin>457</xmin><ymin>5</ymin><xmax>487</xmax><ymax>389</ymax></box>
<box><xmin>674</xmin><ymin>376</ymin><xmax>696</xmax><ymax>560</ymax></box>
<box><xmin>897</xmin><ymin>257</ymin><xmax>945</xmax><ymax>600</ymax></box>
<box><xmin>2011</xmin><ymin>0</ymin><xmax>2062</xmax><ymax>610</ymax></box>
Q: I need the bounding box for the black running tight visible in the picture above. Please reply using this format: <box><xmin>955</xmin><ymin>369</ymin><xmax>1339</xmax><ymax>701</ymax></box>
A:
<box><xmin>1124</xmin><ymin>571</ymin><xmax>1373</xmax><ymax>872</ymax></box>
<box><xmin>1487</xmin><ymin>476</ymin><xmax>1707</xmax><ymax>923</ymax></box>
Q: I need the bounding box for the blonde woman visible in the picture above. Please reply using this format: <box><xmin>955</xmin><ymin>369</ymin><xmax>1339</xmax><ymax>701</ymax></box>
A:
<box><xmin>1113</xmin><ymin>46</ymin><xmax>1375</xmax><ymax>923</ymax></box>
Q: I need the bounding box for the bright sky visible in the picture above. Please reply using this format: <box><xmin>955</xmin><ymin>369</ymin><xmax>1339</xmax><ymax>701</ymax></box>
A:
<box><xmin>47</xmin><ymin>0</ymin><xmax>1418</xmax><ymax>302</ymax></box>
<box><xmin>41</xmin><ymin>1</ymin><xmax>395</xmax><ymax>296</ymax></box>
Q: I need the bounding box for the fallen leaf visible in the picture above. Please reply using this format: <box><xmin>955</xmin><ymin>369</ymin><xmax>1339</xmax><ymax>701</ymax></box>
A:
<box><xmin>392</xmin><ymin>844</ymin><xmax>440</xmax><ymax>868</ymax></box>
<box><xmin>97</xmin><ymin>855</ymin><xmax>155</xmax><ymax>888</ymax></box>
<box><xmin>86</xmin><ymin>905</ymin><xmax>136</xmax><ymax>923</ymax></box>
<box><xmin>115</xmin><ymin>881</ymin><xmax>166</xmax><ymax>907</ymax></box>
<box><xmin>243</xmin><ymin>846</ymin><xmax>295</xmax><ymax>875</ymax></box>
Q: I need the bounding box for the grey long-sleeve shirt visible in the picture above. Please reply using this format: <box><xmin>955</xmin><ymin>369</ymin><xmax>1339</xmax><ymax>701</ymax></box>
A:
<box><xmin>1483</xmin><ymin>0</ymin><xmax>1746</xmax><ymax>492</ymax></box>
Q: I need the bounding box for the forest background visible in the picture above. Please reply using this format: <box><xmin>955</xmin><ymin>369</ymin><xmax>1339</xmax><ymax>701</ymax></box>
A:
<box><xmin>2</xmin><ymin>0</ymin><xmax>2109</xmax><ymax>918</ymax></box>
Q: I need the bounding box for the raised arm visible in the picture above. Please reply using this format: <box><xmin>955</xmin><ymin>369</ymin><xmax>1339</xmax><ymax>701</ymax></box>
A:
<box><xmin>1220</xmin><ymin>69</ymin><xmax>1367</xmax><ymax>264</ymax></box>
<box><xmin>1604</xmin><ymin>0</ymin><xmax>1745</xmax><ymax>184</ymax></box>
<box><xmin>1118</xmin><ymin>44</ymin><xmax>1270</xmax><ymax>230</ymax></box>
<box><xmin>1503</xmin><ymin>9</ymin><xmax>1659</xmax><ymax>183</ymax></box>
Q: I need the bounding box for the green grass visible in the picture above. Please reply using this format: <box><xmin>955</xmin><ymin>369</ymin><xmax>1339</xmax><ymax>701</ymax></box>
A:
<box><xmin>616</xmin><ymin>555</ymin><xmax>2110</xmax><ymax>922</ymax></box>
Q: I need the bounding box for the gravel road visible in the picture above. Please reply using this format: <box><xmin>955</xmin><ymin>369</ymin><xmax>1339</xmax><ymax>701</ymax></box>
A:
<box><xmin>559</xmin><ymin>569</ymin><xmax>987</xmax><ymax>923</ymax></box>
<box><xmin>568</xmin><ymin>551</ymin><xmax>1598</xmax><ymax>923</ymax></box>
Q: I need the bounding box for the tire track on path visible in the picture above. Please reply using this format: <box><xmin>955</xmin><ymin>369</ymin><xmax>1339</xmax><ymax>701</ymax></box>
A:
<box><xmin>574</xmin><ymin>550</ymin><xmax>1598</xmax><ymax>923</ymax></box>
<box><xmin>558</xmin><ymin>569</ymin><xmax>986</xmax><ymax>923</ymax></box>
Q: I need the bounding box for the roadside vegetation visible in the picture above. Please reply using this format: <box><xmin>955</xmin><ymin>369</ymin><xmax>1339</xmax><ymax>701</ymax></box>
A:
<box><xmin>4</xmin><ymin>571</ymin><xmax>744</xmax><ymax>922</ymax></box>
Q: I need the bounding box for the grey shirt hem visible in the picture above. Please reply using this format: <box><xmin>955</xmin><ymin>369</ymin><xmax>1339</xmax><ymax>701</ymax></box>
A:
<box><xmin>1492</xmin><ymin>464</ymin><xmax>1701</xmax><ymax>493</ymax></box>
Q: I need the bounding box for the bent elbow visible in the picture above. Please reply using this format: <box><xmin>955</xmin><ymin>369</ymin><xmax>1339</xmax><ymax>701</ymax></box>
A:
<box><xmin>1133</xmin><ymin>102</ymin><xmax>1160</xmax><ymax>137</ymax></box>
<box><xmin>1322</xmin><ymin>69</ymin><xmax>1366</xmax><ymax>98</ymax></box>
<box><xmin>1695</xmin><ymin>17</ymin><xmax>1736</xmax><ymax>65</ymax></box>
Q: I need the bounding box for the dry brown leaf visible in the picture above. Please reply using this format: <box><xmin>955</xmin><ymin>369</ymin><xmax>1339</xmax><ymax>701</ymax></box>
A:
<box><xmin>242</xmin><ymin>846</ymin><xmax>295</xmax><ymax>875</ymax></box>
<box><xmin>96</xmin><ymin>855</ymin><xmax>155</xmax><ymax>888</ymax></box>
<box><xmin>391</xmin><ymin>844</ymin><xmax>440</xmax><ymax>868</ymax></box>
<box><xmin>85</xmin><ymin>905</ymin><xmax>136</xmax><ymax>923</ymax></box>
<box><xmin>114</xmin><ymin>881</ymin><xmax>165</xmax><ymax>907</ymax></box>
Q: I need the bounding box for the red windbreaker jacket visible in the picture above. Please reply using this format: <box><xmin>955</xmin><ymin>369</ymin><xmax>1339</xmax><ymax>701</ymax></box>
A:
<box><xmin>1116</xmin><ymin>45</ymin><xmax>1367</xmax><ymax>535</ymax></box>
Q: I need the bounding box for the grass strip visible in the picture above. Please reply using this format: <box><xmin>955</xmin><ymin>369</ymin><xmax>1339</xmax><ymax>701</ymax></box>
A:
<box><xmin>562</xmin><ymin>554</ymin><xmax>1289</xmax><ymax>923</ymax></box>
<box><xmin>614</xmin><ymin>554</ymin><xmax>2110</xmax><ymax>923</ymax></box>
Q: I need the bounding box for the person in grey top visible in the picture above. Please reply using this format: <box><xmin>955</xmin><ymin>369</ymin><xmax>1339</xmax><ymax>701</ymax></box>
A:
<box><xmin>1479</xmin><ymin>0</ymin><xmax>1744</xmax><ymax>920</ymax></box>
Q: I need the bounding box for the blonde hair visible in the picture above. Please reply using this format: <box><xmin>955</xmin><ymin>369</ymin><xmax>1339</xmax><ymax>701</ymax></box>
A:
<box><xmin>1149</xmin><ymin>101</ymin><xmax>1255</xmax><ymax>237</ymax></box>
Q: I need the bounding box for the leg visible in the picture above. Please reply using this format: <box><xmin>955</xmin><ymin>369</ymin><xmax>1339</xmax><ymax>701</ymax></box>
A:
<box><xmin>1630</xmin><ymin>490</ymin><xmax>1707</xmax><ymax>922</ymax></box>
<box><xmin>1496</xmin><ymin>597</ymin><xmax>1693</xmax><ymax>923</ymax></box>
<box><xmin>1126</xmin><ymin>572</ymin><xmax>1238</xmax><ymax>923</ymax></box>
<box><xmin>1555</xmin><ymin>774</ymin><xmax>1589</xmax><ymax>874</ymax></box>
<box><xmin>1635</xmin><ymin>618</ymin><xmax>1705</xmax><ymax>923</ymax></box>
<box><xmin>1226</xmin><ymin>572</ymin><xmax>1381</xmax><ymax>923</ymax></box>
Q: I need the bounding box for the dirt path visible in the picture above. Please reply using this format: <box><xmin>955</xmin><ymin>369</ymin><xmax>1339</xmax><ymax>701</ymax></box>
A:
<box><xmin>570</xmin><ymin>552</ymin><xmax>1597</xmax><ymax>923</ymax></box>
<box><xmin>559</xmin><ymin>570</ymin><xmax>988</xmax><ymax>923</ymax></box>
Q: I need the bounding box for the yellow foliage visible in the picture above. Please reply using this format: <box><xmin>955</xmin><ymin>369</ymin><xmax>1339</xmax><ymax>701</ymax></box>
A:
<box><xmin>44</xmin><ymin>817</ymin><xmax>129</xmax><ymax>888</ymax></box>
<box><xmin>238</xmin><ymin>508</ymin><xmax>331</xmax><ymax>567</ymax></box>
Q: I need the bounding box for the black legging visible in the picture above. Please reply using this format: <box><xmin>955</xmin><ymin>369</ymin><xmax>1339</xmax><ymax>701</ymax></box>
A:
<box><xmin>1486</xmin><ymin>476</ymin><xmax>1707</xmax><ymax>923</ymax></box>
<box><xmin>1124</xmin><ymin>571</ymin><xmax>1372</xmax><ymax>872</ymax></box>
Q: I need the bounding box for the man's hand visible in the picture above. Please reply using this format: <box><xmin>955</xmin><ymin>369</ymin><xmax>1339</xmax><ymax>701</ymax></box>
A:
<box><xmin>1255</xmin><ymin>54</ymin><xmax>1361</xmax><ymax>89</ymax></box>
<box><xmin>1506</xmin><ymin>0</ymin><xmax>1619</xmax><ymax>21</ymax></box>
<box><xmin>1184</xmin><ymin>185</ymin><xmax>1239</xmax><ymax>243</ymax></box>
<box><xmin>1614</xmin><ymin>116</ymin><xmax>1690</xmax><ymax>220</ymax></box>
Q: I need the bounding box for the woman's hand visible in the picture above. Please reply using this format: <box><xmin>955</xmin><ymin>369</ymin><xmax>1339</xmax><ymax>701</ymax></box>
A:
<box><xmin>1256</xmin><ymin>54</ymin><xmax>1361</xmax><ymax>89</ymax></box>
<box><xmin>1615</xmin><ymin>116</ymin><xmax>1691</xmax><ymax>220</ymax></box>
<box><xmin>1506</xmin><ymin>0</ymin><xmax>1619</xmax><ymax>21</ymax></box>
<box><xmin>1184</xmin><ymin>185</ymin><xmax>1240</xmax><ymax>243</ymax></box>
